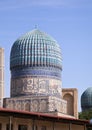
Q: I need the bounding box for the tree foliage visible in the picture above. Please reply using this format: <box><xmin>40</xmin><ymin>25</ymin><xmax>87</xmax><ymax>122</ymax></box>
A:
<box><xmin>79</xmin><ymin>110</ymin><xmax>92</xmax><ymax>130</ymax></box>
<box><xmin>79</xmin><ymin>110</ymin><xmax>92</xmax><ymax>120</ymax></box>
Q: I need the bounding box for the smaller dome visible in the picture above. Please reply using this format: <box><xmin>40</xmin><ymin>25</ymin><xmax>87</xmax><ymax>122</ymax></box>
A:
<box><xmin>81</xmin><ymin>87</ymin><xmax>92</xmax><ymax>111</ymax></box>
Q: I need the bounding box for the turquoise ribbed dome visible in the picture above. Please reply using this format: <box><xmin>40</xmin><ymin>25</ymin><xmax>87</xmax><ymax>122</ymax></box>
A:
<box><xmin>81</xmin><ymin>87</ymin><xmax>92</xmax><ymax>111</ymax></box>
<box><xmin>10</xmin><ymin>29</ymin><xmax>62</xmax><ymax>70</ymax></box>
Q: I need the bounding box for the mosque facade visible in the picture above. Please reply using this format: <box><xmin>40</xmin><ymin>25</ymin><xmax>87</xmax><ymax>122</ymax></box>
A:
<box><xmin>0</xmin><ymin>29</ymin><xmax>78</xmax><ymax>118</ymax></box>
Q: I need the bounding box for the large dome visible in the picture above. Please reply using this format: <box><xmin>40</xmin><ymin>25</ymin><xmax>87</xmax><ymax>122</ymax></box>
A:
<box><xmin>10</xmin><ymin>29</ymin><xmax>62</xmax><ymax>97</ymax></box>
<box><xmin>10</xmin><ymin>29</ymin><xmax>62</xmax><ymax>70</ymax></box>
<box><xmin>81</xmin><ymin>87</ymin><xmax>92</xmax><ymax>111</ymax></box>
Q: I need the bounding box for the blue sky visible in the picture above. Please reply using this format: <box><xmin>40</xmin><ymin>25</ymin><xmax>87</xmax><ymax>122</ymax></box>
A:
<box><xmin>0</xmin><ymin>0</ymin><xmax>92</xmax><ymax>112</ymax></box>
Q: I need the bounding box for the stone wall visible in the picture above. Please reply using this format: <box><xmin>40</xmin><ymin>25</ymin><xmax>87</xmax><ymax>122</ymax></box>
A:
<box><xmin>3</xmin><ymin>95</ymin><xmax>67</xmax><ymax>114</ymax></box>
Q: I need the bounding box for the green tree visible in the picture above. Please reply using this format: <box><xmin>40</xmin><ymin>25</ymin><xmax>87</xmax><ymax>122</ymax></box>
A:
<box><xmin>79</xmin><ymin>110</ymin><xmax>92</xmax><ymax>120</ymax></box>
<box><xmin>79</xmin><ymin>110</ymin><xmax>92</xmax><ymax>130</ymax></box>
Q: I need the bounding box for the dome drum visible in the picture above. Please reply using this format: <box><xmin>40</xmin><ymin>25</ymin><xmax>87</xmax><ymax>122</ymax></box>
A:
<box><xmin>11</xmin><ymin>67</ymin><xmax>61</xmax><ymax>79</ymax></box>
<box><xmin>10</xmin><ymin>77</ymin><xmax>62</xmax><ymax>98</ymax></box>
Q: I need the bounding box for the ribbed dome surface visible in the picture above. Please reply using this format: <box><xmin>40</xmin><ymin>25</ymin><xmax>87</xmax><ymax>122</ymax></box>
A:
<box><xmin>10</xmin><ymin>29</ymin><xmax>62</xmax><ymax>70</ymax></box>
<box><xmin>81</xmin><ymin>87</ymin><xmax>92</xmax><ymax>111</ymax></box>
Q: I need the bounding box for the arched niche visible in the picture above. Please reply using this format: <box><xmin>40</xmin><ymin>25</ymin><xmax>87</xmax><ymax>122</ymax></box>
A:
<box><xmin>63</xmin><ymin>94</ymin><xmax>74</xmax><ymax>116</ymax></box>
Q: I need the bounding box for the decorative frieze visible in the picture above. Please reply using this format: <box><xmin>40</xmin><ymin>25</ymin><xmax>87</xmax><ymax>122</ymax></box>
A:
<box><xmin>11</xmin><ymin>77</ymin><xmax>62</xmax><ymax>98</ymax></box>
